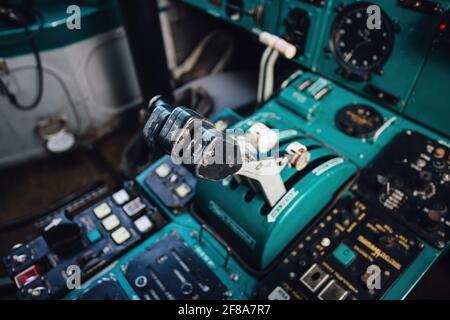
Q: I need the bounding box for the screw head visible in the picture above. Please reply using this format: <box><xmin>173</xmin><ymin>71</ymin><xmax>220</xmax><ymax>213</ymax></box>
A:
<box><xmin>436</xmin><ymin>241</ymin><xmax>445</xmax><ymax>249</ymax></box>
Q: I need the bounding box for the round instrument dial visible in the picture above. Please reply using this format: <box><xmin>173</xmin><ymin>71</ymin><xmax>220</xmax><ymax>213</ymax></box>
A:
<box><xmin>330</xmin><ymin>2</ymin><xmax>395</xmax><ymax>79</ymax></box>
<box><xmin>335</xmin><ymin>104</ymin><xmax>384</xmax><ymax>138</ymax></box>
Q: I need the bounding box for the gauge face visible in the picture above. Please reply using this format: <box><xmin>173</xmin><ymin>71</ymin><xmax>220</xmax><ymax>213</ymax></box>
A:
<box><xmin>335</xmin><ymin>104</ymin><xmax>383</xmax><ymax>138</ymax></box>
<box><xmin>330</xmin><ymin>2</ymin><xmax>395</xmax><ymax>79</ymax></box>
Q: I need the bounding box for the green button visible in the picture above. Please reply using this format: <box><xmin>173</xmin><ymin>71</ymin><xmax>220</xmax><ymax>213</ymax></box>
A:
<box><xmin>87</xmin><ymin>229</ymin><xmax>102</xmax><ymax>243</ymax></box>
<box><xmin>333</xmin><ymin>243</ymin><xmax>356</xmax><ymax>266</ymax></box>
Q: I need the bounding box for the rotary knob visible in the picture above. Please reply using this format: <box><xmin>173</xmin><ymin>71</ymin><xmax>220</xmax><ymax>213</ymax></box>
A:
<box><xmin>411</xmin><ymin>171</ymin><xmax>436</xmax><ymax>199</ymax></box>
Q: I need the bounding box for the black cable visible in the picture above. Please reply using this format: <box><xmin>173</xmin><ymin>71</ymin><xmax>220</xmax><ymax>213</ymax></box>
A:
<box><xmin>0</xmin><ymin>7</ymin><xmax>44</xmax><ymax>111</ymax></box>
<box><xmin>0</xmin><ymin>36</ymin><xmax>43</xmax><ymax>110</ymax></box>
<box><xmin>0</xmin><ymin>8</ymin><xmax>44</xmax><ymax>47</ymax></box>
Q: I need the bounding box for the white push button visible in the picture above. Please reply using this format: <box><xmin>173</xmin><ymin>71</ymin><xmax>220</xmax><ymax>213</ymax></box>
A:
<box><xmin>174</xmin><ymin>183</ymin><xmax>191</xmax><ymax>199</ymax></box>
<box><xmin>102</xmin><ymin>214</ymin><xmax>120</xmax><ymax>231</ymax></box>
<box><xmin>93</xmin><ymin>203</ymin><xmax>111</xmax><ymax>219</ymax></box>
<box><xmin>134</xmin><ymin>216</ymin><xmax>153</xmax><ymax>234</ymax></box>
<box><xmin>112</xmin><ymin>189</ymin><xmax>130</xmax><ymax>205</ymax></box>
<box><xmin>111</xmin><ymin>227</ymin><xmax>131</xmax><ymax>245</ymax></box>
<box><xmin>155</xmin><ymin>163</ymin><xmax>172</xmax><ymax>178</ymax></box>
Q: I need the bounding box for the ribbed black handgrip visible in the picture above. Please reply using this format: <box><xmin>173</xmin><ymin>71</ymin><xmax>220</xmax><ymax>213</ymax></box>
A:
<box><xmin>143</xmin><ymin>96</ymin><xmax>243</xmax><ymax>180</ymax></box>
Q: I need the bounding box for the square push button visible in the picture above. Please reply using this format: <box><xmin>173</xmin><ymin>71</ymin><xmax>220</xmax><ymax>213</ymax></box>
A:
<box><xmin>333</xmin><ymin>243</ymin><xmax>356</xmax><ymax>266</ymax></box>
<box><xmin>102</xmin><ymin>214</ymin><xmax>120</xmax><ymax>231</ymax></box>
<box><xmin>112</xmin><ymin>189</ymin><xmax>130</xmax><ymax>205</ymax></box>
<box><xmin>155</xmin><ymin>163</ymin><xmax>172</xmax><ymax>178</ymax></box>
<box><xmin>123</xmin><ymin>197</ymin><xmax>146</xmax><ymax>217</ymax></box>
<box><xmin>174</xmin><ymin>183</ymin><xmax>191</xmax><ymax>199</ymax></box>
<box><xmin>86</xmin><ymin>229</ymin><xmax>102</xmax><ymax>243</ymax></box>
<box><xmin>93</xmin><ymin>203</ymin><xmax>111</xmax><ymax>219</ymax></box>
<box><xmin>111</xmin><ymin>227</ymin><xmax>131</xmax><ymax>245</ymax></box>
<box><xmin>134</xmin><ymin>215</ymin><xmax>153</xmax><ymax>234</ymax></box>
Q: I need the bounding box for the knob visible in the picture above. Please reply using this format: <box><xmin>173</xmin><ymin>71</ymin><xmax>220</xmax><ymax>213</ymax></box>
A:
<box><xmin>181</xmin><ymin>282</ymin><xmax>194</xmax><ymax>295</ymax></box>
<box><xmin>328</xmin><ymin>224</ymin><xmax>341</xmax><ymax>237</ymax></box>
<box><xmin>411</xmin><ymin>171</ymin><xmax>434</xmax><ymax>198</ymax></box>
<box><xmin>379</xmin><ymin>234</ymin><xmax>396</xmax><ymax>248</ymax></box>
<box><xmin>339</xmin><ymin>213</ymin><xmax>351</xmax><ymax>227</ymax></box>
<box><xmin>425</xmin><ymin>202</ymin><xmax>447</xmax><ymax>228</ymax></box>
<box><xmin>434</xmin><ymin>147</ymin><xmax>445</xmax><ymax>159</ymax></box>
<box><xmin>43</xmin><ymin>217</ymin><xmax>83</xmax><ymax>256</ymax></box>
<box><xmin>427</xmin><ymin>210</ymin><xmax>443</xmax><ymax>223</ymax></box>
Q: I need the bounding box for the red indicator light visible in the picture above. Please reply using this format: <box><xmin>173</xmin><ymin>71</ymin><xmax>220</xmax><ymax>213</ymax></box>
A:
<box><xmin>439</xmin><ymin>23</ymin><xmax>446</xmax><ymax>31</ymax></box>
<box><xmin>14</xmin><ymin>265</ymin><xmax>42</xmax><ymax>288</ymax></box>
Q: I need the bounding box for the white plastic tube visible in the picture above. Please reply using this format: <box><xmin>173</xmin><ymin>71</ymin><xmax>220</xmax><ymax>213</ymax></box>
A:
<box><xmin>258</xmin><ymin>32</ymin><xmax>297</xmax><ymax>59</ymax></box>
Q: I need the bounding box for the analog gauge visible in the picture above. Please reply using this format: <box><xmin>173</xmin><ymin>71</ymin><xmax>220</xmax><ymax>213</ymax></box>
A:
<box><xmin>335</xmin><ymin>104</ymin><xmax>384</xmax><ymax>138</ymax></box>
<box><xmin>330</xmin><ymin>2</ymin><xmax>396</xmax><ymax>81</ymax></box>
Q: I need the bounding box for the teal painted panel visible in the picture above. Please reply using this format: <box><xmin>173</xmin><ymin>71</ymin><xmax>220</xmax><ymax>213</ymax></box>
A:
<box><xmin>64</xmin><ymin>215</ymin><xmax>257</xmax><ymax>300</ymax></box>
<box><xmin>276</xmin><ymin>0</ymin><xmax>333</xmax><ymax>69</ymax></box>
<box><xmin>383</xmin><ymin>243</ymin><xmax>443</xmax><ymax>300</ymax></box>
<box><xmin>180</xmin><ymin>0</ymin><xmax>282</xmax><ymax>34</ymax></box>
<box><xmin>268</xmin><ymin>71</ymin><xmax>450</xmax><ymax>168</ymax></box>
<box><xmin>177</xmin><ymin>0</ymin><xmax>450</xmax><ymax>136</ymax></box>
<box><xmin>70</xmin><ymin>72</ymin><xmax>450</xmax><ymax>299</ymax></box>
<box><xmin>405</xmin><ymin>44</ymin><xmax>450</xmax><ymax>138</ymax></box>
<box><xmin>268</xmin><ymin>72</ymin><xmax>400</xmax><ymax>167</ymax></box>
<box><xmin>134</xmin><ymin>101</ymin><xmax>449</xmax><ymax>298</ymax></box>
<box><xmin>314</xmin><ymin>0</ymin><xmax>441</xmax><ymax>111</ymax></box>
<box><xmin>0</xmin><ymin>0</ymin><xmax>122</xmax><ymax>57</ymax></box>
